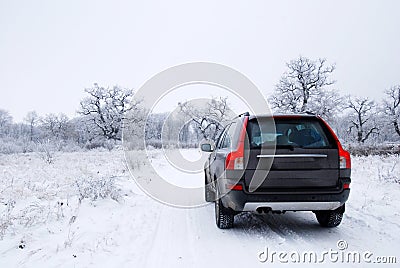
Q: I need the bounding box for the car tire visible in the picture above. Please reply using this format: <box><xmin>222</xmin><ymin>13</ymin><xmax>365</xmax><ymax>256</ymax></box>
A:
<box><xmin>215</xmin><ymin>197</ymin><xmax>234</xmax><ymax>229</ymax></box>
<box><xmin>315</xmin><ymin>205</ymin><xmax>344</xmax><ymax>227</ymax></box>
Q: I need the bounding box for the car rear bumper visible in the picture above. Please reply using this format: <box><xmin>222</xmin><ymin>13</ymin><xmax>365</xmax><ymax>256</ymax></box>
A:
<box><xmin>243</xmin><ymin>201</ymin><xmax>342</xmax><ymax>211</ymax></box>
<box><xmin>220</xmin><ymin>188</ymin><xmax>350</xmax><ymax>212</ymax></box>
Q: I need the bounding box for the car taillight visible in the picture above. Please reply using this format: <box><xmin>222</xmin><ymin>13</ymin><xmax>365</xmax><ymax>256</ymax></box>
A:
<box><xmin>226</xmin><ymin>117</ymin><xmax>248</xmax><ymax>170</ymax></box>
<box><xmin>319</xmin><ymin>117</ymin><xmax>351</xmax><ymax>169</ymax></box>
<box><xmin>226</xmin><ymin>154</ymin><xmax>244</xmax><ymax>169</ymax></box>
<box><xmin>339</xmin><ymin>155</ymin><xmax>350</xmax><ymax>169</ymax></box>
<box><xmin>226</xmin><ymin>184</ymin><xmax>243</xmax><ymax>191</ymax></box>
<box><xmin>339</xmin><ymin>156</ymin><xmax>347</xmax><ymax>169</ymax></box>
<box><xmin>338</xmin><ymin>144</ymin><xmax>351</xmax><ymax>169</ymax></box>
<box><xmin>343</xmin><ymin>183</ymin><xmax>350</xmax><ymax>189</ymax></box>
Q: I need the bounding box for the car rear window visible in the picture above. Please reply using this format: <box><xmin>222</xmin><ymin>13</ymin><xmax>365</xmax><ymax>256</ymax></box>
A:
<box><xmin>247</xmin><ymin>118</ymin><xmax>335</xmax><ymax>149</ymax></box>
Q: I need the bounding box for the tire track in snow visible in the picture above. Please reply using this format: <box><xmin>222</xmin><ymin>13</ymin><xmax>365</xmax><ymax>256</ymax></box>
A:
<box><xmin>144</xmin><ymin>206</ymin><xmax>199</xmax><ymax>268</ymax></box>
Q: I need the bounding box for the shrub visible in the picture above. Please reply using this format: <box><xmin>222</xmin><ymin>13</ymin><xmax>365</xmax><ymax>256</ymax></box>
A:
<box><xmin>75</xmin><ymin>176</ymin><xmax>121</xmax><ymax>202</ymax></box>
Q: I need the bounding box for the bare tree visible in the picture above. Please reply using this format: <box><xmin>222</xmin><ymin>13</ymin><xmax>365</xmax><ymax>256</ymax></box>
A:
<box><xmin>308</xmin><ymin>89</ymin><xmax>343</xmax><ymax>119</ymax></box>
<box><xmin>383</xmin><ymin>85</ymin><xmax>400</xmax><ymax>137</ymax></box>
<box><xmin>79</xmin><ymin>83</ymin><xmax>140</xmax><ymax>141</ymax></box>
<box><xmin>40</xmin><ymin>113</ymin><xmax>69</xmax><ymax>140</ymax></box>
<box><xmin>347</xmin><ymin>97</ymin><xmax>379</xmax><ymax>143</ymax></box>
<box><xmin>178</xmin><ymin>97</ymin><xmax>233</xmax><ymax>140</ymax></box>
<box><xmin>0</xmin><ymin>109</ymin><xmax>13</xmax><ymax>136</ymax></box>
<box><xmin>145</xmin><ymin>113</ymin><xmax>167</xmax><ymax>141</ymax></box>
<box><xmin>270</xmin><ymin>56</ymin><xmax>341</xmax><ymax>118</ymax></box>
<box><xmin>56</xmin><ymin>114</ymin><xmax>70</xmax><ymax>140</ymax></box>
<box><xmin>24</xmin><ymin>111</ymin><xmax>39</xmax><ymax>141</ymax></box>
<box><xmin>40</xmin><ymin>114</ymin><xmax>57</xmax><ymax>137</ymax></box>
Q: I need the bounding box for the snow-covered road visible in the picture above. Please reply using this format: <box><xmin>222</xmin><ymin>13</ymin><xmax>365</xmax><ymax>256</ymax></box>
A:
<box><xmin>0</xmin><ymin>149</ymin><xmax>399</xmax><ymax>267</ymax></box>
<box><xmin>138</xmin><ymin>150</ymin><xmax>400</xmax><ymax>267</ymax></box>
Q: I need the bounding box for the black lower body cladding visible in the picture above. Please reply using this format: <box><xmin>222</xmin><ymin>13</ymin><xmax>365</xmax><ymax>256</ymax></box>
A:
<box><xmin>219</xmin><ymin>187</ymin><xmax>350</xmax><ymax>213</ymax></box>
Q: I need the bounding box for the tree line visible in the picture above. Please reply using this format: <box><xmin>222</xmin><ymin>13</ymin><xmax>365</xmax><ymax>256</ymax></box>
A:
<box><xmin>270</xmin><ymin>56</ymin><xmax>400</xmax><ymax>146</ymax></box>
<box><xmin>0</xmin><ymin>84</ymin><xmax>140</xmax><ymax>154</ymax></box>
<box><xmin>0</xmin><ymin>56</ymin><xmax>399</xmax><ymax>155</ymax></box>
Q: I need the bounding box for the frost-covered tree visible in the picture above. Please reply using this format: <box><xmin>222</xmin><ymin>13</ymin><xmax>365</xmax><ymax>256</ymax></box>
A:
<box><xmin>145</xmin><ymin>113</ymin><xmax>166</xmax><ymax>141</ymax></box>
<box><xmin>347</xmin><ymin>97</ymin><xmax>379</xmax><ymax>143</ymax></box>
<box><xmin>24</xmin><ymin>111</ymin><xmax>39</xmax><ymax>141</ymax></box>
<box><xmin>383</xmin><ymin>85</ymin><xmax>400</xmax><ymax>138</ymax></box>
<box><xmin>0</xmin><ymin>109</ymin><xmax>13</xmax><ymax>137</ymax></box>
<box><xmin>40</xmin><ymin>113</ymin><xmax>70</xmax><ymax>140</ymax></box>
<box><xmin>178</xmin><ymin>97</ymin><xmax>233</xmax><ymax>140</ymax></box>
<box><xmin>270</xmin><ymin>56</ymin><xmax>342</xmax><ymax>119</ymax></box>
<box><xmin>79</xmin><ymin>83</ymin><xmax>141</xmax><ymax>141</ymax></box>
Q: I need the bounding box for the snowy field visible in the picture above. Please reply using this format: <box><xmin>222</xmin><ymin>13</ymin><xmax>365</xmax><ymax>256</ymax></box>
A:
<box><xmin>0</xmin><ymin>149</ymin><xmax>399</xmax><ymax>267</ymax></box>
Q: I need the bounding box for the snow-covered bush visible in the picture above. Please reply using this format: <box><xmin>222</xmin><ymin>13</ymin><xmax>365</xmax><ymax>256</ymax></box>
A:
<box><xmin>75</xmin><ymin>176</ymin><xmax>121</xmax><ymax>202</ymax></box>
<box><xmin>0</xmin><ymin>137</ymin><xmax>36</xmax><ymax>154</ymax></box>
<box><xmin>0</xmin><ymin>200</ymin><xmax>15</xmax><ymax>239</ymax></box>
<box><xmin>124</xmin><ymin>150</ymin><xmax>149</xmax><ymax>171</ymax></box>
<box><xmin>378</xmin><ymin>155</ymin><xmax>400</xmax><ymax>184</ymax></box>
<box><xmin>35</xmin><ymin>140</ymin><xmax>56</xmax><ymax>164</ymax></box>
<box><xmin>345</xmin><ymin>143</ymin><xmax>400</xmax><ymax>156</ymax></box>
<box><xmin>0</xmin><ymin>150</ymin><xmax>127</xmax><ymax>241</ymax></box>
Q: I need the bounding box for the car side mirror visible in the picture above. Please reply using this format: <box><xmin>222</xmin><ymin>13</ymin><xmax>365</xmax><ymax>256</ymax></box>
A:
<box><xmin>201</xmin><ymin>143</ymin><xmax>213</xmax><ymax>152</ymax></box>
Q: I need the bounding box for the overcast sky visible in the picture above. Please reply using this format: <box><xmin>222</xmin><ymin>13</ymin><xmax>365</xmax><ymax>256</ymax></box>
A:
<box><xmin>1</xmin><ymin>0</ymin><xmax>399</xmax><ymax>122</ymax></box>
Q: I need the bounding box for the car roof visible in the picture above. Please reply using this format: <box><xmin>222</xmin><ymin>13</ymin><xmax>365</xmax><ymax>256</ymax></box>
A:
<box><xmin>246</xmin><ymin>113</ymin><xmax>319</xmax><ymax>120</ymax></box>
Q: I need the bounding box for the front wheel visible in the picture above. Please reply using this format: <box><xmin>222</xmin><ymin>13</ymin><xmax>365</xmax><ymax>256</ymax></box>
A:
<box><xmin>215</xmin><ymin>198</ymin><xmax>234</xmax><ymax>229</ymax></box>
<box><xmin>315</xmin><ymin>205</ymin><xmax>345</xmax><ymax>227</ymax></box>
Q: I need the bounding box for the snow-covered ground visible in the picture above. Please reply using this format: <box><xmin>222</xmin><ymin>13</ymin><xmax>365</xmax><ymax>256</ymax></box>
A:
<box><xmin>0</xmin><ymin>149</ymin><xmax>399</xmax><ymax>267</ymax></box>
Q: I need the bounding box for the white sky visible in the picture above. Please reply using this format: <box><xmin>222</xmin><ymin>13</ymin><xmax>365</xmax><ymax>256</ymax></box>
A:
<box><xmin>1</xmin><ymin>0</ymin><xmax>399</xmax><ymax>122</ymax></box>
<box><xmin>151</xmin><ymin>84</ymin><xmax>251</xmax><ymax>115</ymax></box>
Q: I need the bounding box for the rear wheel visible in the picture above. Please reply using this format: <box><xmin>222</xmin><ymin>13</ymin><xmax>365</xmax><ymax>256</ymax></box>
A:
<box><xmin>315</xmin><ymin>205</ymin><xmax>345</xmax><ymax>227</ymax></box>
<box><xmin>215</xmin><ymin>197</ymin><xmax>234</xmax><ymax>229</ymax></box>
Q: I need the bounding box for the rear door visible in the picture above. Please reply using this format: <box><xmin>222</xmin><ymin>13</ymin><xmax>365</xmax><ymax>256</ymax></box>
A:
<box><xmin>210</xmin><ymin>122</ymin><xmax>236</xmax><ymax>180</ymax></box>
<box><xmin>244</xmin><ymin>117</ymin><xmax>339</xmax><ymax>191</ymax></box>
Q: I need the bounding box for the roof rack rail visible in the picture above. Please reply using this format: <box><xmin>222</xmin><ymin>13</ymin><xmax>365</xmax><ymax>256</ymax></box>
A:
<box><xmin>238</xmin><ymin>112</ymin><xmax>250</xmax><ymax>117</ymax></box>
<box><xmin>230</xmin><ymin>112</ymin><xmax>250</xmax><ymax>121</ymax></box>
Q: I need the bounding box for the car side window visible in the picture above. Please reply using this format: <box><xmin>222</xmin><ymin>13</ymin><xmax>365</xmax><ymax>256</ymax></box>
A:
<box><xmin>216</xmin><ymin>127</ymin><xmax>228</xmax><ymax>149</ymax></box>
<box><xmin>216</xmin><ymin>131</ymin><xmax>226</xmax><ymax>149</ymax></box>
<box><xmin>220</xmin><ymin>132</ymin><xmax>231</xmax><ymax>148</ymax></box>
<box><xmin>217</xmin><ymin>124</ymin><xmax>233</xmax><ymax>149</ymax></box>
